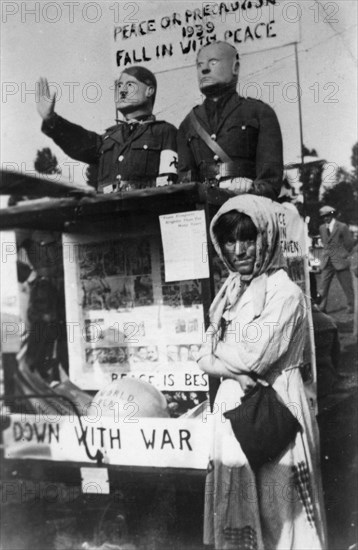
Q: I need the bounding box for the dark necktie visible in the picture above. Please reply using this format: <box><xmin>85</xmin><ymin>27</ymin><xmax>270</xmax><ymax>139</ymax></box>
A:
<box><xmin>121</xmin><ymin>122</ymin><xmax>138</xmax><ymax>141</ymax></box>
<box><xmin>326</xmin><ymin>225</ymin><xmax>331</xmax><ymax>236</ymax></box>
<box><xmin>205</xmin><ymin>90</ymin><xmax>236</xmax><ymax>133</ymax></box>
<box><xmin>116</xmin><ymin>115</ymin><xmax>154</xmax><ymax>141</ymax></box>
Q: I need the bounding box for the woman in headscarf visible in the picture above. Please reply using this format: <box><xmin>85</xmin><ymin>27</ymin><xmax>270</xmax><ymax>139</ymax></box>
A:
<box><xmin>198</xmin><ymin>195</ymin><xmax>326</xmax><ymax>550</ymax></box>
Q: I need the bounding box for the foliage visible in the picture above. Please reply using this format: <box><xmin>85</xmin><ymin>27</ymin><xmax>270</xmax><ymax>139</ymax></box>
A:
<box><xmin>302</xmin><ymin>145</ymin><xmax>318</xmax><ymax>158</ymax></box>
<box><xmin>299</xmin><ymin>144</ymin><xmax>324</xmax><ymax>203</ymax></box>
<box><xmin>85</xmin><ymin>164</ymin><xmax>99</xmax><ymax>189</ymax></box>
<box><xmin>298</xmin><ymin>145</ymin><xmax>325</xmax><ymax>234</ymax></box>
<box><xmin>335</xmin><ymin>166</ymin><xmax>353</xmax><ymax>185</ymax></box>
<box><xmin>351</xmin><ymin>142</ymin><xmax>358</xmax><ymax>182</ymax></box>
<box><xmin>300</xmin><ymin>143</ymin><xmax>358</xmax><ymax>231</ymax></box>
<box><xmin>322</xmin><ymin>181</ymin><xmax>357</xmax><ymax>224</ymax></box>
<box><xmin>34</xmin><ymin>147</ymin><xmax>61</xmax><ymax>175</ymax></box>
<box><xmin>321</xmin><ymin>142</ymin><xmax>358</xmax><ymax>225</ymax></box>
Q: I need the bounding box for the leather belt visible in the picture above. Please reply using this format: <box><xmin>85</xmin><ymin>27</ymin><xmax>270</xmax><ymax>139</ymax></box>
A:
<box><xmin>200</xmin><ymin>160</ymin><xmax>256</xmax><ymax>182</ymax></box>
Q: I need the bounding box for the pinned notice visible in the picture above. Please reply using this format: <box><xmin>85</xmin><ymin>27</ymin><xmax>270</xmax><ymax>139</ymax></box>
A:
<box><xmin>159</xmin><ymin>211</ymin><xmax>209</xmax><ymax>282</ymax></box>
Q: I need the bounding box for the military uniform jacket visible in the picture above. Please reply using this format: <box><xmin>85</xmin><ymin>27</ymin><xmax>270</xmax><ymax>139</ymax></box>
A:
<box><xmin>177</xmin><ymin>94</ymin><xmax>283</xmax><ymax>197</ymax></box>
<box><xmin>319</xmin><ymin>220</ymin><xmax>354</xmax><ymax>271</ymax></box>
<box><xmin>42</xmin><ymin>113</ymin><xmax>178</xmax><ymax>190</ymax></box>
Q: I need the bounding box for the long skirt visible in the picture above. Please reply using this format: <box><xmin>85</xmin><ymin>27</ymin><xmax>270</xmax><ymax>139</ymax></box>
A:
<box><xmin>203</xmin><ymin>372</ymin><xmax>326</xmax><ymax>550</ymax></box>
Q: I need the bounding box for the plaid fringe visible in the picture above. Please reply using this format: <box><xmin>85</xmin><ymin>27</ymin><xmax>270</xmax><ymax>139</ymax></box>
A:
<box><xmin>292</xmin><ymin>461</ymin><xmax>316</xmax><ymax>527</ymax></box>
<box><xmin>223</xmin><ymin>525</ymin><xmax>258</xmax><ymax>550</ymax></box>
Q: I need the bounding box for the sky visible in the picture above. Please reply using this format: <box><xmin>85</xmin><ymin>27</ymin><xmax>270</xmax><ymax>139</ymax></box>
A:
<box><xmin>1</xmin><ymin>0</ymin><xmax>357</xmax><ymax>187</ymax></box>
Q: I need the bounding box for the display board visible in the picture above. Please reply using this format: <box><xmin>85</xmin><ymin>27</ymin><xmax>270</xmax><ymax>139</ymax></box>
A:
<box><xmin>63</xmin><ymin>229</ymin><xmax>209</xmax><ymax>395</ymax></box>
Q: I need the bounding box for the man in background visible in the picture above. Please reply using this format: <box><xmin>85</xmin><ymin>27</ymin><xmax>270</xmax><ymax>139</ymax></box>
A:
<box><xmin>319</xmin><ymin>205</ymin><xmax>355</xmax><ymax>314</ymax></box>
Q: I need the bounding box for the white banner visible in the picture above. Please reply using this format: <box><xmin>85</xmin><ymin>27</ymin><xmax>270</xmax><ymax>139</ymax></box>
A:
<box><xmin>274</xmin><ymin>202</ymin><xmax>316</xmax><ymax>391</ymax></box>
<box><xmin>112</xmin><ymin>0</ymin><xmax>300</xmax><ymax>73</ymax></box>
<box><xmin>4</xmin><ymin>414</ymin><xmax>211</xmax><ymax>470</ymax></box>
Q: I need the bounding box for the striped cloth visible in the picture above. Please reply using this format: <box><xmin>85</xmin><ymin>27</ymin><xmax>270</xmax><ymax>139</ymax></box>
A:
<box><xmin>292</xmin><ymin>461</ymin><xmax>316</xmax><ymax>527</ymax></box>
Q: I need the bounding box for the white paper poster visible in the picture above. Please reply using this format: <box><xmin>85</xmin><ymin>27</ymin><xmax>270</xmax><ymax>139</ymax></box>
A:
<box><xmin>80</xmin><ymin>467</ymin><xmax>110</xmax><ymax>494</ymax></box>
<box><xmin>159</xmin><ymin>211</ymin><xmax>209</xmax><ymax>282</ymax></box>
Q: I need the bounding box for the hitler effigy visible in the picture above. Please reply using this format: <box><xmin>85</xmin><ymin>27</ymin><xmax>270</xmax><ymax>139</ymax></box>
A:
<box><xmin>37</xmin><ymin>67</ymin><xmax>178</xmax><ymax>193</ymax></box>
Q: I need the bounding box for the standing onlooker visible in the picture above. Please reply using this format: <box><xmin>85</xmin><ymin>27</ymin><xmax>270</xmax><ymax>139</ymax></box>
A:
<box><xmin>318</xmin><ymin>205</ymin><xmax>355</xmax><ymax>313</ymax></box>
<box><xmin>198</xmin><ymin>195</ymin><xmax>326</xmax><ymax>549</ymax></box>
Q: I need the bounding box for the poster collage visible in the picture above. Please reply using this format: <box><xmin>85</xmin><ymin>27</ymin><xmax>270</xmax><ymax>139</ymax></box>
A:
<box><xmin>64</xmin><ymin>233</ymin><xmax>208</xmax><ymax>414</ymax></box>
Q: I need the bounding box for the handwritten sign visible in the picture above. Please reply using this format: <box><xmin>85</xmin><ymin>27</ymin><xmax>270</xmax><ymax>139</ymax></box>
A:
<box><xmin>4</xmin><ymin>415</ymin><xmax>211</xmax><ymax>470</ymax></box>
<box><xmin>159</xmin><ymin>210</ymin><xmax>209</xmax><ymax>282</ymax></box>
<box><xmin>112</xmin><ymin>0</ymin><xmax>300</xmax><ymax>73</ymax></box>
<box><xmin>110</xmin><ymin>367</ymin><xmax>209</xmax><ymax>391</ymax></box>
<box><xmin>274</xmin><ymin>202</ymin><xmax>316</xmax><ymax>393</ymax></box>
<box><xmin>274</xmin><ymin>203</ymin><xmax>306</xmax><ymax>286</ymax></box>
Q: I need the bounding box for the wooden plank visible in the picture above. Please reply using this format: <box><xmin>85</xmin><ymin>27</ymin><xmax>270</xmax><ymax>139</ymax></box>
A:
<box><xmin>0</xmin><ymin>184</ymin><xmax>233</xmax><ymax>232</ymax></box>
<box><xmin>0</xmin><ymin>170</ymin><xmax>95</xmax><ymax>198</ymax></box>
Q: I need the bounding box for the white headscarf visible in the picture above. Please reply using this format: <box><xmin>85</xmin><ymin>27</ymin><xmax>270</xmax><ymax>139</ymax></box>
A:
<box><xmin>209</xmin><ymin>195</ymin><xmax>287</xmax><ymax>326</ymax></box>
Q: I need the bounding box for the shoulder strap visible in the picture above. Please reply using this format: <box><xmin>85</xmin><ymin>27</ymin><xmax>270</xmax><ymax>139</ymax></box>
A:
<box><xmin>188</xmin><ymin>110</ymin><xmax>232</xmax><ymax>163</ymax></box>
